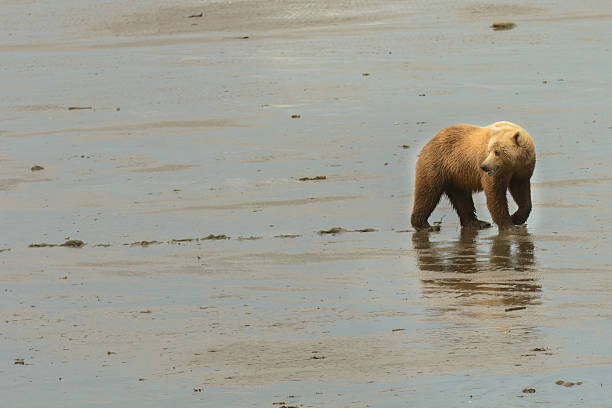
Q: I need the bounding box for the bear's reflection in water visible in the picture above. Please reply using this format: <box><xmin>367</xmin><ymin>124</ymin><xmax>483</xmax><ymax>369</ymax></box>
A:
<box><xmin>412</xmin><ymin>228</ymin><xmax>540</xmax><ymax>310</ymax></box>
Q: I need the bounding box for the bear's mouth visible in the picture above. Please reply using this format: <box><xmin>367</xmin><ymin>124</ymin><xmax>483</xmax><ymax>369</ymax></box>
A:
<box><xmin>487</xmin><ymin>168</ymin><xmax>498</xmax><ymax>177</ymax></box>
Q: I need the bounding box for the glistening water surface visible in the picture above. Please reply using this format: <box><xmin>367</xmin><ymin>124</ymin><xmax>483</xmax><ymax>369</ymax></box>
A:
<box><xmin>1</xmin><ymin>0</ymin><xmax>612</xmax><ymax>406</ymax></box>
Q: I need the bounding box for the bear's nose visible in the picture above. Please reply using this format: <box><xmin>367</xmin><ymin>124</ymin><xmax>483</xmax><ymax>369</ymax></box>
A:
<box><xmin>480</xmin><ymin>164</ymin><xmax>489</xmax><ymax>172</ymax></box>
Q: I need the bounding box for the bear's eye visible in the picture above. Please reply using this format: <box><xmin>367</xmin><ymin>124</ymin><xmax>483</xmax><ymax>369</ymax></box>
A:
<box><xmin>494</xmin><ymin>150</ymin><xmax>500</xmax><ymax>157</ymax></box>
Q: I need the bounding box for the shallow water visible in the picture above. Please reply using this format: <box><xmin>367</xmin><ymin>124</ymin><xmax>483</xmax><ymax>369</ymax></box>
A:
<box><xmin>2</xmin><ymin>0</ymin><xmax>612</xmax><ymax>406</ymax></box>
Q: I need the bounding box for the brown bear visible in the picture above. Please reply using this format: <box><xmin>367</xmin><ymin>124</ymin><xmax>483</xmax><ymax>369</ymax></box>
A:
<box><xmin>411</xmin><ymin>121</ymin><xmax>535</xmax><ymax>231</ymax></box>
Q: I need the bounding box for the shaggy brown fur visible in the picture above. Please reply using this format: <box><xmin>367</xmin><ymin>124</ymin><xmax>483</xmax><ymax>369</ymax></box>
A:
<box><xmin>411</xmin><ymin>121</ymin><xmax>536</xmax><ymax>231</ymax></box>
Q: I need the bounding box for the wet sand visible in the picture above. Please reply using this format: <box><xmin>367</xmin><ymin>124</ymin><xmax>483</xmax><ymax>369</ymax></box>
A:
<box><xmin>2</xmin><ymin>0</ymin><xmax>612</xmax><ymax>406</ymax></box>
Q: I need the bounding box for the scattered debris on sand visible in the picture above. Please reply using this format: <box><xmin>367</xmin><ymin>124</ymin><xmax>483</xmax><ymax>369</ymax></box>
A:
<box><xmin>522</xmin><ymin>388</ymin><xmax>536</xmax><ymax>393</ymax></box>
<box><xmin>401</xmin><ymin>144</ymin><xmax>410</xmax><ymax>149</ymax></box>
<box><xmin>317</xmin><ymin>227</ymin><xmax>348</xmax><ymax>235</ymax></box>
<box><xmin>491</xmin><ymin>21</ymin><xmax>516</xmax><ymax>31</ymax></box>
<box><xmin>505</xmin><ymin>306</ymin><xmax>527</xmax><ymax>312</ymax></box>
<box><xmin>127</xmin><ymin>236</ymin><xmax>235</xmax><ymax>245</ymax></box>
<box><xmin>291</xmin><ymin>114</ymin><xmax>301</xmax><ymax>118</ymax></box>
<box><xmin>125</xmin><ymin>240</ymin><xmax>162</xmax><ymax>247</ymax></box>
<box><xmin>29</xmin><ymin>243</ymin><xmax>55</xmax><ymax>248</ymax></box>
<box><xmin>169</xmin><ymin>238</ymin><xmax>195</xmax><ymax>244</ymax></box>
<box><xmin>25</xmin><ymin>228</ymin><xmax>383</xmax><ymax>249</ymax></box>
<box><xmin>563</xmin><ymin>382</ymin><xmax>576</xmax><ymax>387</ymax></box>
<box><xmin>31</xmin><ymin>165</ymin><xmax>44</xmax><ymax>171</ymax></box>
<box><xmin>362</xmin><ymin>72</ymin><xmax>370</xmax><ymax>76</ymax></box>
<box><xmin>67</xmin><ymin>106</ymin><xmax>92</xmax><ymax>111</ymax></box>
<box><xmin>237</xmin><ymin>236</ymin><xmax>262</xmax><ymax>241</ymax></box>
<box><xmin>317</xmin><ymin>227</ymin><xmax>377</xmax><ymax>235</ymax></box>
<box><xmin>14</xmin><ymin>358</ymin><xmax>25</xmax><ymax>365</ymax></box>
<box><xmin>61</xmin><ymin>240</ymin><xmax>85</xmax><ymax>248</ymax></box>
<box><xmin>188</xmin><ymin>12</ymin><xmax>203</xmax><ymax>18</ymax></box>
<box><xmin>556</xmin><ymin>380</ymin><xmax>582</xmax><ymax>387</ymax></box>
<box><xmin>0</xmin><ymin>248</ymin><xmax>10</xmax><ymax>253</ymax></box>
<box><xmin>299</xmin><ymin>176</ymin><xmax>326</xmax><ymax>181</ymax></box>
<box><xmin>29</xmin><ymin>239</ymin><xmax>85</xmax><ymax>248</ymax></box>
<box><xmin>202</xmin><ymin>234</ymin><xmax>230</xmax><ymax>240</ymax></box>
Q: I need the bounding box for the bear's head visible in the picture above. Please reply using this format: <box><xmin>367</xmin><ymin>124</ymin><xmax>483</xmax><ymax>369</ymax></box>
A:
<box><xmin>480</xmin><ymin>122</ymin><xmax>534</xmax><ymax>177</ymax></box>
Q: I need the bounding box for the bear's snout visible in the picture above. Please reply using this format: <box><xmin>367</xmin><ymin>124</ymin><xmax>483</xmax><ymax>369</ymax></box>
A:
<box><xmin>480</xmin><ymin>162</ymin><xmax>497</xmax><ymax>176</ymax></box>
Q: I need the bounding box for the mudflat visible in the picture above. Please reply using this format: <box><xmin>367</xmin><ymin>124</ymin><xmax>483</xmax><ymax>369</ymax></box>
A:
<box><xmin>2</xmin><ymin>0</ymin><xmax>612</xmax><ymax>406</ymax></box>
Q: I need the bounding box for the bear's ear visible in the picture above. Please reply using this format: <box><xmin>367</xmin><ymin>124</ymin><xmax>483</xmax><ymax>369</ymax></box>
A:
<box><xmin>513</xmin><ymin>131</ymin><xmax>521</xmax><ymax>146</ymax></box>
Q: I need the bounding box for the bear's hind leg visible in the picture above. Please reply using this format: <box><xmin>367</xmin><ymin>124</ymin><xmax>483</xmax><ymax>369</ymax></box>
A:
<box><xmin>445</xmin><ymin>187</ymin><xmax>491</xmax><ymax>229</ymax></box>
<box><xmin>411</xmin><ymin>178</ymin><xmax>444</xmax><ymax>231</ymax></box>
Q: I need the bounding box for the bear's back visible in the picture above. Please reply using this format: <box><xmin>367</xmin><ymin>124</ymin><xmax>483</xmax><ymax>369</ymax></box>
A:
<box><xmin>422</xmin><ymin>124</ymin><xmax>491</xmax><ymax>191</ymax></box>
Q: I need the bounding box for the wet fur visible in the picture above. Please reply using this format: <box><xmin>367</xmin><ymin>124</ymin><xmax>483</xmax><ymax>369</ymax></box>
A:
<box><xmin>411</xmin><ymin>122</ymin><xmax>536</xmax><ymax>231</ymax></box>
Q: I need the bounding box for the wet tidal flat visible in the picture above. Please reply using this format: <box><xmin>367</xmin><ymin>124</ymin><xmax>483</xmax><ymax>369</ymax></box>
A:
<box><xmin>2</xmin><ymin>0</ymin><xmax>612</xmax><ymax>406</ymax></box>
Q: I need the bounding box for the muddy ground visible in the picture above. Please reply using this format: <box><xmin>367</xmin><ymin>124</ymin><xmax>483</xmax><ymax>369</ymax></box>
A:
<box><xmin>2</xmin><ymin>0</ymin><xmax>612</xmax><ymax>406</ymax></box>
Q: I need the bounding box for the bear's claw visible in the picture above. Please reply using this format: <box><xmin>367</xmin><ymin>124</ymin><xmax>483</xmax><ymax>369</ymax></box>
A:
<box><xmin>477</xmin><ymin>220</ymin><xmax>492</xmax><ymax>229</ymax></box>
<box><xmin>463</xmin><ymin>220</ymin><xmax>492</xmax><ymax>230</ymax></box>
<box><xmin>413</xmin><ymin>224</ymin><xmax>441</xmax><ymax>232</ymax></box>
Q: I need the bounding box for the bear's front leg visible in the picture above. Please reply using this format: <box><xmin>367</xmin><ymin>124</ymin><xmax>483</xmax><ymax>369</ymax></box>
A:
<box><xmin>509</xmin><ymin>178</ymin><xmax>532</xmax><ymax>225</ymax></box>
<box><xmin>483</xmin><ymin>180</ymin><xmax>514</xmax><ymax>229</ymax></box>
